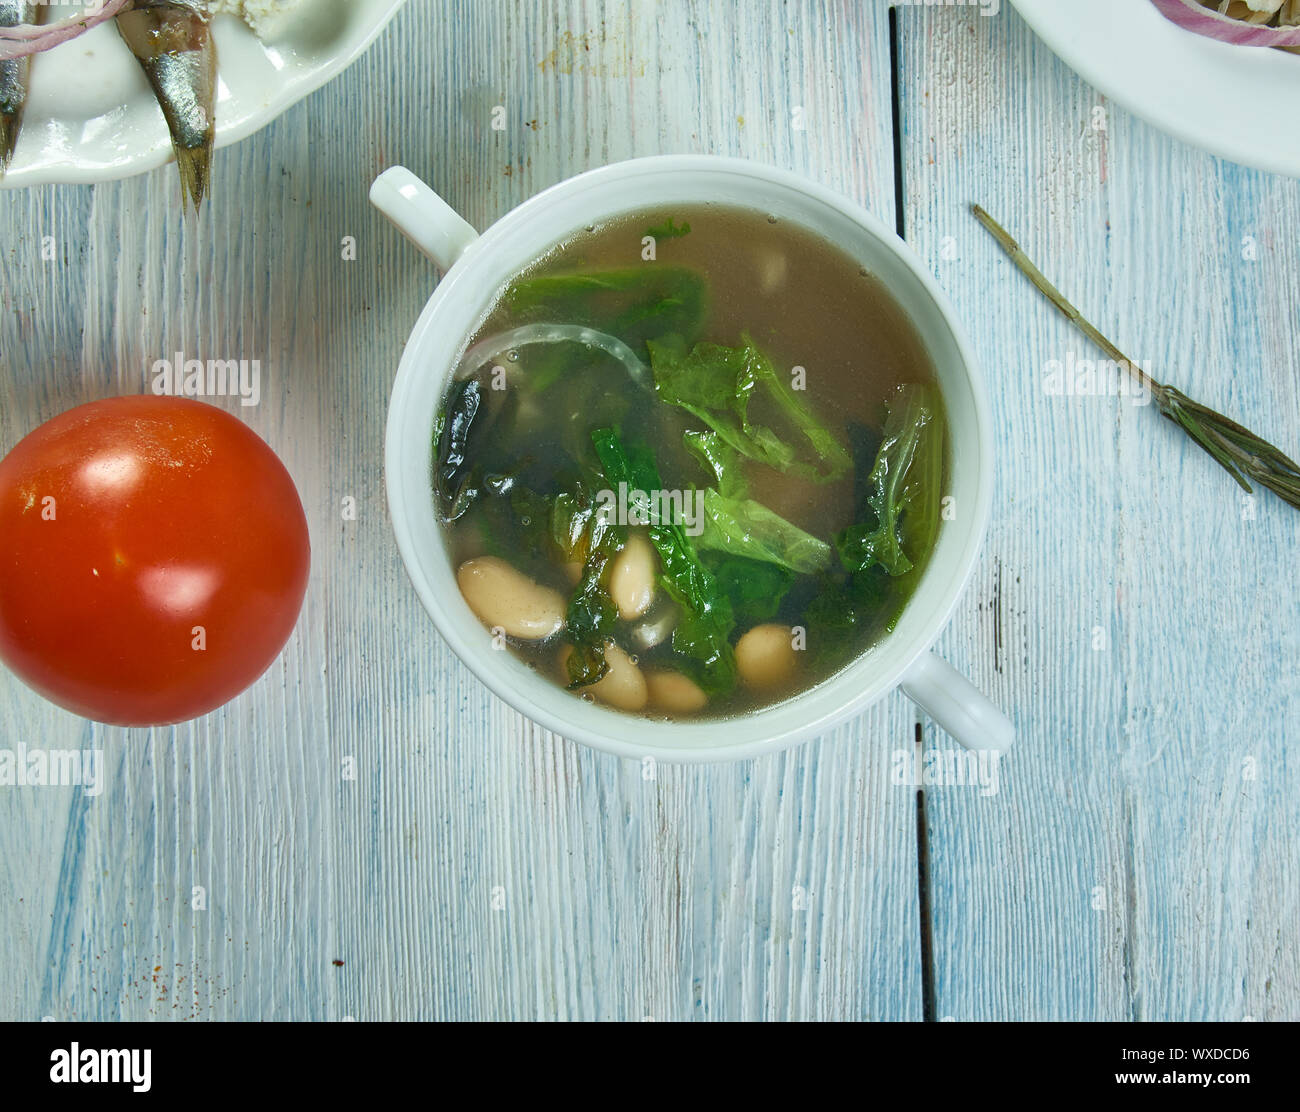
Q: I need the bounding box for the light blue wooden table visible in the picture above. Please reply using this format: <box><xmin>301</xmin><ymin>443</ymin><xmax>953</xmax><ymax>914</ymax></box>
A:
<box><xmin>0</xmin><ymin>0</ymin><xmax>1296</xmax><ymax>1022</ymax></box>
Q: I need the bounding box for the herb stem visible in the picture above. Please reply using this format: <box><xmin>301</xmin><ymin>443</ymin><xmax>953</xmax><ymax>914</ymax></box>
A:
<box><xmin>972</xmin><ymin>204</ymin><xmax>1300</xmax><ymax>511</ymax></box>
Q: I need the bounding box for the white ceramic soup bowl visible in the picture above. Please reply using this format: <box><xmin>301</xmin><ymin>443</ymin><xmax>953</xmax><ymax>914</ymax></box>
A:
<box><xmin>372</xmin><ymin>156</ymin><xmax>1014</xmax><ymax>763</ymax></box>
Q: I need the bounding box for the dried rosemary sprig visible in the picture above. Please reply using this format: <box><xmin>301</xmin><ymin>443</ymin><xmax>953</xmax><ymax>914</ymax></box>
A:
<box><xmin>973</xmin><ymin>204</ymin><xmax>1300</xmax><ymax>511</ymax></box>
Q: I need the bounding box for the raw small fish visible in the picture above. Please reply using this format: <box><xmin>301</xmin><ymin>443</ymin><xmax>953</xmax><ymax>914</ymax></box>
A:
<box><xmin>117</xmin><ymin>0</ymin><xmax>216</xmax><ymax>207</ymax></box>
<box><xmin>0</xmin><ymin>2</ymin><xmax>35</xmax><ymax>172</ymax></box>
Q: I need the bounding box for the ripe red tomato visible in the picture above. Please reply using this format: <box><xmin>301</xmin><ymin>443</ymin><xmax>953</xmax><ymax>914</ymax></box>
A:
<box><xmin>0</xmin><ymin>397</ymin><xmax>311</xmax><ymax>726</ymax></box>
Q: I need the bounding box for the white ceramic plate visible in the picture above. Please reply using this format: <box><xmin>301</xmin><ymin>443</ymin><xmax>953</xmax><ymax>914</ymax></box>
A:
<box><xmin>1</xmin><ymin>0</ymin><xmax>407</xmax><ymax>188</ymax></box>
<box><xmin>1012</xmin><ymin>0</ymin><xmax>1300</xmax><ymax>178</ymax></box>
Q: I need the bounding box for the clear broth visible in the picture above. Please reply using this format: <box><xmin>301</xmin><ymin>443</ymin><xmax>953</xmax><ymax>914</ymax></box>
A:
<box><xmin>436</xmin><ymin>203</ymin><xmax>948</xmax><ymax>720</ymax></box>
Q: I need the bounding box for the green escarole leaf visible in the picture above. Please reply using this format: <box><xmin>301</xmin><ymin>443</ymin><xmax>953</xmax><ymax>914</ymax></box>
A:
<box><xmin>711</xmin><ymin>557</ymin><xmax>795</xmax><ymax>625</ymax></box>
<box><xmin>836</xmin><ymin>384</ymin><xmax>941</xmax><ymax>579</ymax></box>
<box><xmin>649</xmin><ymin>335</ymin><xmax>852</xmax><ymax>483</ymax></box>
<box><xmin>803</xmin><ymin>565</ymin><xmax>893</xmax><ymax>668</ymax></box>
<box><xmin>435</xmin><ymin>377</ymin><xmax>483</xmax><ymax>521</ymax></box>
<box><xmin>564</xmin><ymin>552</ymin><xmax>619</xmax><ymax>689</ymax></box>
<box><xmin>505</xmin><ymin>266</ymin><xmax>708</xmax><ymax>355</ymax></box>
<box><xmin>559</xmin><ymin>484</ymin><xmax>626</xmax><ymax>690</ymax></box>
<box><xmin>646</xmin><ymin>218</ymin><xmax>692</xmax><ymax>241</ymax></box>
<box><xmin>685</xmin><ymin>427</ymin><xmax>833</xmax><ymax>575</ymax></box>
<box><xmin>697</xmin><ymin>490</ymin><xmax>833</xmax><ymax>575</ymax></box>
<box><xmin>684</xmin><ymin>428</ymin><xmax>746</xmax><ymax>498</ymax></box>
<box><xmin>591</xmin><ymin>427</ymin><xmax>737</xmax><ymax>695</ymax></box>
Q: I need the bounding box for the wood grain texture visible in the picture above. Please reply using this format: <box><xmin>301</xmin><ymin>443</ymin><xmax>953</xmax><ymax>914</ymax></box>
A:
<box><xmin>0</xmin><ymin>0</ymin><xmax>928</xmax><ymax>1022</ymax></box>
<box><xmin>899</xmin><ymin>4</ymin><xmax>1299</xmax><ymax>1020</ymax></box>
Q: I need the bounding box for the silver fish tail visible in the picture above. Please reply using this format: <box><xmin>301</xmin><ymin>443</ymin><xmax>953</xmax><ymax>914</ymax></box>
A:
<box><xmin>117</xmin><ymin>1</ymin><xmax>216</xmax><ymax>207</ymax></box>
<box><xmin>0</xmin><ymin>2</ymin><xmax>35</xmax><ymax>173</ymax></box>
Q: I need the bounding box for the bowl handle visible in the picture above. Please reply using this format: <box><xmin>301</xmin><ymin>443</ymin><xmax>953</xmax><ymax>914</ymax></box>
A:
<box><xmin>370</xmin><ymin>166</ymin><xmax>480</xmax><ymax>270</ymax></box>
<box><xmin>900</xmin><ymin>652</ymin><xmax>1015</xmax><ymax>754</ymax></box>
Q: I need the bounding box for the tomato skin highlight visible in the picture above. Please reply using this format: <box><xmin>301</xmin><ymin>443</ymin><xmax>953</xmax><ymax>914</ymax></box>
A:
<box><xmin>0</xmin><ymin>397</ymin><xmax>311</xmax><ymax>726</ymax></box>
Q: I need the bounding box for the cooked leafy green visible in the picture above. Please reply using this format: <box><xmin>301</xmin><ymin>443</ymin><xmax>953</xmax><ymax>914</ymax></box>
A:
<box><xmin>435</xmin><ymin>377</ymin><xmax>483</xmax><ymax>521</ymax></box>
<box><xmin>550</xmin><ymin>490</ymin><xmax>595</xmax><ymax>563</ymax></box>
<box><xmin>557</xmin><ymin>484</ymin><xmax>626</xmax><ymax>689</ymax></box>
<box><xmin>684</xmin><ymin>428</ymin><xmax>744</xmax><ymax>495</ymax></box>
<box><xmin>502</xmin><ymin>483</ymin><xmax>555</xmax><ymax>561</ymax></box>
<box><xmin>697</xmin><ymin>490</ymin><xmax>833</xmax><ymax>575</ymax></box>
<box><xmin>565</xmin><ymin>552</ymin><xmax>620</xmax><ymax>689</ymax></box>
<box><xmin>649</xmin><ymin>336</ymin><xmax>852</xmax><ymax>483</ymax></box>
<box><xmin>803</xmin><ymin>566</ymin><xmax>892</xmax><ymax>667</ymax></box>
<box><xmin>646</xmin><ymin>218</ymin><xmax>692</xmax><ymax>241</ymax></box>
<box><xmin>801</xmin><ymin>386</ymin><xmax>943</xmax><ymax>661</ymax></box>
<box><xmin>523</xmin><ymin>339</ymin><xmax>603</xmax><ymax>396</ymax></box>
<box><xmin>591</xmin><ymin>427</ymin><xmax>737</xmax><ymax>694</ymax></box>
<box><xmin>712</xmin><ymin>558</ymin><xmax>795</xmax><ymax>625</ymax></box>
<box><xmin>685</xmin><ymin>426</ymin><xmax>833</xmax><ymax>574</ymax></box>
<box><xmin>898</xmin><ymin>396</ymin><xmax>944</xmax><ymax>581</ymax></box>
<box><xmin>836</xmin><ymin>385</ymin><xmax>938</xmax><ymax>578</ymax></box>
<box><xmin>506</xmin><ymin>267</ymin><xmax>707</xmax><ymax>356</ymax></box>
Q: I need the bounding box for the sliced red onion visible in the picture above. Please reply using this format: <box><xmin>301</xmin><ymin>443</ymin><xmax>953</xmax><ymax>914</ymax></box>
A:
<box><xmin>458</xmin><ymin>324</ymin><xmax>653</xmax><ymax>392</ymax></box>
<box><xmin>1151</xmin><ymin>0</ymin><xmax>1300</xmax><ymax>47</ymax></box>
<box><xmin>0</xmin><ymin>1</ymin><xmax>137</xmax><ymax>62</ymax></box>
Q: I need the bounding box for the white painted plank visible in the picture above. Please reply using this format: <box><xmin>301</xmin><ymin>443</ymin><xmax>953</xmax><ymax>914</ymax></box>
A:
<box><xmin>899</xmin><ymin>4</ymin><xmax>1300</xmax><ymax>1020</ymax></box>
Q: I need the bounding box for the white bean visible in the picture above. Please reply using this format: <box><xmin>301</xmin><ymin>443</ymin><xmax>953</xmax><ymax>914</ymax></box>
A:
<box><xmin>609</xmin><ymin>533</ymin><xmax>657</xmax><ymax>621</ymax></box>
<box><xmin>561</xmin><ymin>642</ymin><xmax>648</xmax><ymax>712</ymax></box>
<box><xmin>646</xmin><ymin>671</ymin><xmax>708</xmax><ymax>715</ymax></box>
<box><xmin>629</xmin><ymin>604</ymin><xmax>678</xmax><ymax>651</ymax></box>
<box><xmin>735</xmin><ymin>624</ymin><xmax>799</xmax><ymax>692</ymax></box>
<box><xmin>457</xmin><ymin>557</ymin><xmax>565</xmax><ymax>641</ymax></box>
